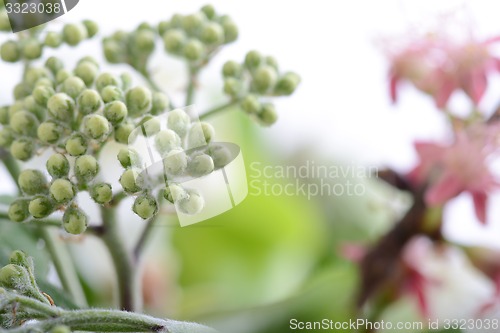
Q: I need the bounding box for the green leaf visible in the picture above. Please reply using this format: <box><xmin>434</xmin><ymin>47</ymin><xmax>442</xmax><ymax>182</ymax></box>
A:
<box><xmin>36</xmin><ymin>279</ymin><xmax>80</xmax><ymax>310</ymax></box>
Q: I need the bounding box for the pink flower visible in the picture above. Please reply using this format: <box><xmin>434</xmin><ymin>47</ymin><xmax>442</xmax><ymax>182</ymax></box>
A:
<box><xmin>388</xmin><ymin>35</ymin><xmax>500</xmax><ymax>108</ymax></box>
<box><xmin>408</xmin><ymin>125</ymin><xmax>500</xmax><ymax>224</ymax></box>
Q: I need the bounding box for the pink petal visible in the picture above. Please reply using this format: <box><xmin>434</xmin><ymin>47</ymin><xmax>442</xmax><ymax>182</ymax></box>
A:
<box><xmin>434</xmin><ymin>79</ymin><xmax>455</xmax><ymax>109</ymax></box>
<box><xmin>389</xmin><ymin>74</ymin><xmax>399</xmax><ymax>103</ymax></box>
<box><xmin>409</xmin><ymin>272</ymin><xmax>429</xmax><ymax>317</ymax></box>
<box><xmin>472</xmin><ymin>191</ymin><xmax>488</xmax><ymax>224</ymax></box>
<box><xmin>425</xmin><ymin>173</ymin><xmax>463</xmax><ymax>205</ymax></box>
<box><xmin>465</xmin><ymin>72</ymin><xmax>487</xmax><ymax>105</ymax></box>
<box><xmin>414</xmin><ymin>141</ymin><xmax>444</xmax><ymax>161</ymax></box>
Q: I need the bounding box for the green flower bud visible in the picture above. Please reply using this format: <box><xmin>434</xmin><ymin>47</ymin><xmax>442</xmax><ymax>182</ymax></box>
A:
<box><xmin>200</xmin><ymin>22</ymin><xmax>223</xmax><ymax>44</ymax></box>
<box><xmin>201</xmin><ymin>4</ymin><xmax>216</xmax><ymax>20</ymax></box>
<box><xmin>22</xmin><ymin>39</ymin><xmax>43</xmax><ymax>60</ymax></box>
<box><xmin>45</xmin><ymin>56</ymin><xmax>64</xmax><ymax>75</ymax></box>
<box><xmin>119</xmin><ymin>168</ymin><xmax>144</xmax><ymax>193</ymax></box>
<box><xmin>9</xmin><ymin>250</ymin><xmax>30</xmax><ymax>267</ymax></box>
<box><xmin>176</xmin><ymin>189</ymin><xmax>204</xmax><ymax>215</ymax></box>
<box><xmin>50</xmin><ymin>326</ymin><xmax>71</xmax><ymax>333</ymax></box>
<box><xmin>103</xmin><ymin>39</ymin><xmax>124</xmax><ymax>64</ymax></box>
<box><xmin>46</xmin><ymin>153</ymin><xmax>70</xmax><ymax>178</ymax></box>
<box><xmin>158</xmin><ymin>20</ymin><xmax>171</xmax><ymax>36</ymax></box>
<box><xmin>75</xmin><ymin>155</ymin><xmax>99</xmax><ymax>182</ymax></box>
<box><xmin>117</xmin><ymin>148</ymin><xmax>141</xmax><ymax>168</ymax></box>
<box><xmin>0</xmin><ymin>264</ymin><xmax>29</xmax><ymax>289</ymax></box>
<box><xmin>1</xmin><ymin>40</ymin><xmax>20</xmax><ymax>62</ymax></box>
<box><xmin>29</xmin><ymin>196</ymin><xmax>54</xmax><ymax>219</ymax></box>
<box><xmin>183</xmin><ymin>12</ymin><xmax>206</xmax><ymax>34</ymax></box>
<box><xmin>11</xmin><ymin>138</ymin><xmax>34</xmax><ymax>161</ymax></box>
<box><xmin>0</xmin><ymin>106</ymin><xmax>8</xmax><ymax>125</ymax></box>
<box><xmin>155</xmin><ymin>129</ymin><xmax>181</xmax><ymax>154</ymax></box>
<box><xmin>74</xmin><ymin>61</ymin><xmax>99</xmax><ymax>86</ymax></box>
<box><xmin>151</xmin><ymin>92</ymin><xmax>170</xmax><ymax>115</ymax></box>
<box><xmin>274</xmin><ymin>72</ymin><xmax>301</xmax><ymax>96</ymax></box>
<box><xmin>257</xmin><ymin>103</ymin><xmax>278</xmax><ymax>126</ymax></box>
<box><xmin>163</xmin><ymin>148</ymin><xmax>187</xmax><ymax>176</ymax></box>
<box><xmin>55</xmin><ymin>69</ymin><xmax>72</xmax><ymax>85</ymax></box>
<box><xmin>138</xmin><ymin>115</ymin><xmax>160</xmax><ymax>136</ymax></box>
<box><xmin>244</xmin><ymin>50</ymin><xmax>262</xmax><ymax>70</ymax></box>
<box><xmin>9</xmin><ymin>101</ymin><xmax>24</xmax><ymax>117</ymax></box>
<box><xmin>120</xmin><ymin>73</ymin><xmax>133</xmax><ymax>91</ymax></box>
<box><xmin>163</xmin><ymin>186</ymin><xmax>175</xmax><ymax>203</ymax></box>
<box><xmin>134</xmin><ymin>29</ymin><xmax>155</xmax><ymax>53</ymax></box>
<box><xmin>13</xmin><ymin>83</ymin><xmax>31</xmax><ymax>100</ymax></box>
<box><xmin>49</xmin><ymin>179</ymin><xmax>75</xmax><ymax>203</ymax></box>
<box><xmin>187</xmin><ymin>122</ymin><xmax>215</xmax><ymax>148</ymax></box>
<box><xmin>240</xmin><ymin>94</ymin><xmax>261</xmax><ymax>114</ymax></box>
<box><xmin>90</xmin><ymin>183</ymin><xmax>113</xmax><ymax>204</ymax></box>
<box><xmin>63</xmin><ymin>23</ymin><xmax>88</xmax><ymax>46</ymax></box>
<box><xmin>0</xmin><ymin>127</ymin><xmax>14</xmax><ymax>147</ymax></box>
<box><xmin>101</xmin><ymin>85</ymin><xmax>124</xmax><ymax>103</ymax></box>
<box><xmin>112</xmin><ymin>30</ymin><xmax>128</xmax><ymax>43</ymax></box>
<box><xmin>265</xmin><ymin>56</ymin><xmax>279</xmax><ymax>70</ymax></box>
<box><xmin>25</xmin><ymin>67</ymin><xmax>50</xmax><ymax>88</ymax></box>
<box><xmin>133</xmin><ymin>192</ymin><xmax>158</xmax><ymax>219</ymax></box>
<box><xmin>8</xmin><ymin>199</ymin><xmax>30</xmax><ymax>222</ymax></box>
<box><xmin>183</xmin><ymin>39</ymin><xmax>205</xmax><ymax>62</ymax></box>
<box><xmin>65</xmin><ymin>133</ymin><xmax>87</xmax><ymax>156</ymax></box>
<box><xmin>9</xmin><ymin>111</ymin><xmax>38</xmax><ymax>136</ymax></box>
<box><xmin>83</xmin><ymin>114</ymin><xmax>110</xmax><ymax>140</ymax></box>
<box><xmin>18</xmin><ymin>169</ymin><xmax>47</xmax><ymax>195</ymax></box>
<box><xmin>38</xmin><ymin>121</ymin><xmax>62</xmax><ymax>144</ymax></box>
<box><xmin>223</xmin><ymin>78</ymin><xmax>242</xmax><ymax>98</ymax></box>
<box><xmin>222</xmin><ymin>60</ymin><xmax>242</xmax><ymax>78</ymax></box>
<box><xmin>170</xmin><ymin>14</ymin><xmax>184</xmax><ymax>28</ymax></box>
<box><xmin>34</xmin><ymin>77</ymin><xmax>55</xmax><ymax>89</ymax></box>
<box><xmin>114</xmin><ymin>122</ymin><xmax>135</xmax><ymax>144</ymax></box>
<box><xmin>222</xmin><ymin>19</ymin><xmax>238</xmax><ymax>43</ymax></box>
<box><xmin>44</xmin><ymin>32</ymin><xmax>62</xmax><ymax>48</ymax></box>
<box><xmin>61</xmin><ymin>76</ymin><xmax>86</xmax><ymax>99</ymax></box>
<box><xmin>78</xmin><ymin>56</ymin><xmax>99</xmax><ymax>68</ymax></box>
<box><xmin>0</xmin><ymin>10</ymin><xmax>10</xmax><ymax>31</ymax></box>
<box><xmin>253</xmin><ymin>65</ymin><xmax>277</xmax><ymax>93</ymax></box>
<box><xmin>187</xmin><ymin>153</ymin><xmax>214</xmax><ymax>177</ymax></box>
<box><xmin>33</xmin><ymin>85</ymin><xmax>55</xmax><ymax>106</ymax></box>
<box><xmin>167</xmin><ymin>108</ymin><xmax>191</xmax><ymax>137</ymax></box>
<box><xmin>83</xmin><ymin>20</ymin><xmax>99</xmax><ymax>38</ymax></box>
<box><xmin>63</xmin><ymin>206</ymin><xmax>88</xmax><ymax>235</ymax></box>
<box><xmin>23</xmin><ymin>96</ymin><xmax>45</xmax><ymax>121</ymax></box>
<box><xmin>126</xmin><ymin>86</ymin><xmax>152</xmax><ymax>117</ymax></box>
<box><xmin>77</xmin><ymin>89</ymin><xmax>102</xmax><ymax>114</ymax></box>
<box><xmin>48</xmin><ymin>93</ymin><xmax>75</xmax><ymax>121</ymax></box>
<box><xmin>137</xmin><ymin>22</ymin><xmax>155</xmax><ymax>31</ymax></box>
<box><xmin>163</xmin><ymin>29</ymin><xmax>186</xmax><ymax>54</ymax></box>
<box><xmin>103</xmin><ymin>101</ymin><xmax>127</xmax><ymax>125</ymax></box>
<box><xmin>208</xmin><ymin>144</ymin><xmax>232</xmax><ymax>168</ymax></box>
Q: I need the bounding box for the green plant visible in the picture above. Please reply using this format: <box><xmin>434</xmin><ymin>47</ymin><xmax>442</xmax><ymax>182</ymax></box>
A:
<box><xmin>0</xmin><ymin>3</ymin><xmax>300</xmax><ymax>333</ymax></box>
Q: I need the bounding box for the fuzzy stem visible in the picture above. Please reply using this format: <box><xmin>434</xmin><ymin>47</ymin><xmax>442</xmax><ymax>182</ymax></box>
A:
<box><xmin>185</xmin><ymin>66</ymin><xmax>199</xmax><ymax>107</ymax></box>
<box><xmin>0</xmin><ymin>152</ymin><xmax>21</xmax><ymax>192</ymax></box>
<box><xmin>37</xmin><ymin>228</ymin><xmax>88</xmax><ymax>307</ymax></box>
<box><xmin>200</xmin><ymin>100</ymin><xmax>240</xmax><ymax>120</ymax></box>
<box><xmin>99</xmin><ymin>206</ymin><xmax>141</xmax><ymax>312</ymax></box>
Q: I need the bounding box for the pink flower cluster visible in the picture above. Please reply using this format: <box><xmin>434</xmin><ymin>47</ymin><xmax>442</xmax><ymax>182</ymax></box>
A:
<box><xmin>389</xmin><ymin>36</ymin><xmax>500</xmax><ymax>108</ymax></box>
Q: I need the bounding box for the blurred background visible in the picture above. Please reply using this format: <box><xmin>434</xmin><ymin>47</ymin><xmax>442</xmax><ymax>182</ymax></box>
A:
<box><xmin>2</xmin><ymin>1</ymin><xmax>500</xmax><ymax>332</ymax></box>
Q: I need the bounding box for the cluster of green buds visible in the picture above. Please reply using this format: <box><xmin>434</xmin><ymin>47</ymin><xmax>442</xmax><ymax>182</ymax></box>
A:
<box><xmin>102</xmin><ymin>23</ymin><xmax>156</xmax><ymax>74</ymax></box>
<box><xmin>159</xmin><ymin>5</ymin><xmax>238</xmax><ymax>64</ymax></box>
<box><xmin>0</xmin><ymin>251</ymin><xmax>51</xmax><ymax>306</ymax></box>
<box><xmin>119</xmin><ymin>108</ymin><xmax>234</xmax><ymax>220</ymax></box>
<box><xmin>0</xmin><ymin>20</ymin><xmax>98</xmax><ymax>63</ymax></box>
<box><xmin>222</xmin><ymin>51</ymin><xmax>301</xmax><ymax>126</ymax></box>
<box><xmin>0</xmin><ymin>56</ymin><xmax>172</xmax><ymax>232</ymax></box>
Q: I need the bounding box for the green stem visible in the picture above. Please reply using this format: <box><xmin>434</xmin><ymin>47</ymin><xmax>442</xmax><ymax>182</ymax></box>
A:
<box><xmin>99</xmin><ymin>206</ymin><xmax>140</xmax><ymax>312</ymax></box>
<box><xmin>185</xmin><ymin>66</ymin><xmax>199</xmax><ymax>106</ymax></box>
<box><xmin>133</xmin><ymin>215</ymin><xmax>158</xmax><ymax>261</ymax></box>
<box><xmin>1</xmin><ymin>293</ymin><xmax>61</xmax><ymax>317</ymax></box>
<box><xmin>200</xmin><ymin>100</ymin><xmax>240</xmax><ymax>120</ymax></box>
<box><xmin>0</xmin><ymin>152</ymin><xmax>20</xmax><ymax>192</ymax></box>
<box><xmin>136</xmin><ymin>68</ymin><xmax>175</xmax><ymax>110</ymax></box>
<box><xmin>37</xmin><ymin>228</ymin><xmax>88</xmax><ymax>308</ymax></box>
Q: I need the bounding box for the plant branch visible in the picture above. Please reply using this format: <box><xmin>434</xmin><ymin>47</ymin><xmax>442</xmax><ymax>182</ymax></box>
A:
<box><xmin>37</xmin><ymin>228</ymin><xmax>88</xmax><ymax>308</ymax></box>
<box><xmin>133</xmin><ymin>215</ymin><xmax>158</xmax><ymax>262</ymax></box>
<box><xmin>200</xmin><ymin>100</ymin><xmax>240</xmax><ymax>120</ymax></box>
<box><xmin>99</xmin><ymin>206</ymin><xmax>140</xmax><ymax>312</ymax></box>
<box><xmin>136</xmin><ymin>68</ymin><xmax>176</xmax><ymax>110</ymax></box>
<box><xmin>185</xmin><ymin>66</ymin><xmax>199</xmax><ymax>107</ymax></box>
<box><xmin>0</xmin><ymin>151</ymin><xmax>20</xmax><ymax>192</ymax></box>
